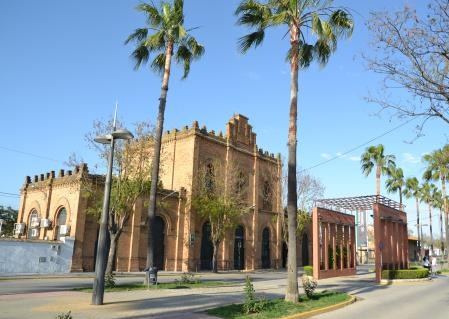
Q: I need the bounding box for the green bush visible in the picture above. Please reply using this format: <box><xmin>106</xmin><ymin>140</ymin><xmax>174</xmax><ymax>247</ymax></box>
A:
<box><xmin>243</xmin><ymin>276</ymin><xmax>266</xmax><ymax>314</ymax></box>
<box><xmin>105</xmin><ymin>273</ymin><xmax>116</xmax><ymax>288</ymax></box>
<box><xmin>301</xmin><ymin>275</ymin><xmax>318</xmax><ymax>298</ymax></box>
<box><xmin>381</xmin><ymin>268</ymin><xmax>428</xmax><ymax>280</ymax></box>
<box><xmin>174</xmin><ymin>272</ymin><xmax>201</xmax><ymax>286</ymax></box>
<box><xmin>304</xmin><ymin>265</ymin><xmax>313</xmax><ymax>276</ymax></box>
<box><xmin>55</xmin><ymin>311</ymin><xmax>72</xmax><ymax>319</ymax></box>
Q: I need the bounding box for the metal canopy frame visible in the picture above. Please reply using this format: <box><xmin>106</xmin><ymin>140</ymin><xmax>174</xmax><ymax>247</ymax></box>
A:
<box><xmin>315</xmin><ymin>195</ymin><xmax>403</xmax><ymax>212</ymax></box>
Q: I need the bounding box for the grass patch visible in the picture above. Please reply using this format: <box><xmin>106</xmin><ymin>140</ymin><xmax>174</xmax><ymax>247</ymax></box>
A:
<box><xmin>207</xmin><ymin>291</ymin><xmax>350</xmax><ymax>319</ymax></box>
<box><xmin>74</xmin><ymin>281</ymin><xmax>237</xmax><ymax>292</ymax></box>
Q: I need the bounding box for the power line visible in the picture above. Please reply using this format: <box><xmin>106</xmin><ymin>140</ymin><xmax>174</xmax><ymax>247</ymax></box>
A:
<box><xmin>301</xmin><ymin>117</ymin><xmax>417</xmax><ymax>172</ymax></box>
<box><xmin>0</xmin><ymin>145</ymin><xmax>63</xmax><ymax>163</ymax></box>
<box><xmin>0</xmin><ymin>191</ymin><xmax>20</xmax><ymax>197</ymax></box>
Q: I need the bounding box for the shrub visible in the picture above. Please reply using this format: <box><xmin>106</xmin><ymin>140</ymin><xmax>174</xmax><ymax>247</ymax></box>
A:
<box><xmin>301</xmin><ymin>275</ymin><xmax>318</xmax><ymax>298</ymax></box>
<box><xmin>55</xmin><ymin>311</ymin><xmax>72</xmax><ymax>319</ymax></box>
<box><xmin>304</xmin><ymin>265</ymin><xmax>313</xmax><ymax>276</ymax></box>
<box><xmin>105</xmin><ymin>273</ymin><xmax>116</xmax><ymax>288</ymax></box>
<box><xmin>175</xmin><ymin>272</ymin><xmax>201</xmax><ymax>285</ymax></box>
<box><xmin>243</xmin><ymin>276</ymin><xmax>266</xmax><ymax>314</ymax></box>
<box><xmin>381</xmin><ymin>268</ymin><xmax>428</xmax><ymax>280</ymax></box>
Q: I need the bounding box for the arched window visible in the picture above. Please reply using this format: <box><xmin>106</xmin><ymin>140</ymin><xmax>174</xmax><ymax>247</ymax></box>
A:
<box><xmin>235</xmin><ymin>171</ymin><xmax>247</xmax><ymax>199</ymax></box>
<box><xmin>55</xmin><ymin>207</ymin><xmax>67</xmax><ymax>241</ymax></box>
<box><xmin>262</xmin><ymin>181</ymin><xmax>272</xmax><ymax>210</ymax></box>
<box><xmin>205</xmin><ymin>162</ymin><xmax>215</xmax><ymax>193</ymax></box>
<box><xmin>28</xmin><ymin>210</ymin><xmax>40</xmax><ymax>239</ymax></box>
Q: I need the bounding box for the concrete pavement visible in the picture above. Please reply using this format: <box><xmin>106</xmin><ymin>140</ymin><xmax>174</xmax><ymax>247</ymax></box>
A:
<box><xmin>0</xmin><ymin>268</ymin><xmax>446</xmax><ymax>319</ymax></box>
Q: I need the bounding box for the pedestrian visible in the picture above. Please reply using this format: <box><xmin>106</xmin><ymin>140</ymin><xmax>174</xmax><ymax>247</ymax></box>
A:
<box><xmin>431</xmin><ymin>256</ymin><xmax>437</xmax><ymax>277</ymax></box>
<box><xmin>423</xmin><ymin>256</ymin><xmax>430</xmax><ymax>270</ymax></box>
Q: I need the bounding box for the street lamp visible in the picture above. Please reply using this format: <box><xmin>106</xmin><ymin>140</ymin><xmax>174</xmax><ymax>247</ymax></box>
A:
<box><xmin>91</xmin><ymin>127</ymin><xmax>133</xmax><ymax>305</ymax></box>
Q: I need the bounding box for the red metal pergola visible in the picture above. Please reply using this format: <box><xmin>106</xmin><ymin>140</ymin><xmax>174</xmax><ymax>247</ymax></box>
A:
<box><xmin>313</xmin><ymin>195</ymin><xmax>408</xmax><ymax>283</ymax></box>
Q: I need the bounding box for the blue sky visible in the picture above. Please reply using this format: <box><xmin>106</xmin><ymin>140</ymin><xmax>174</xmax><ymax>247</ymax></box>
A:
<box><xmin>1</xmin><ymin>0</ymin><xmax>447</xmax><ymax>238</ymax></box>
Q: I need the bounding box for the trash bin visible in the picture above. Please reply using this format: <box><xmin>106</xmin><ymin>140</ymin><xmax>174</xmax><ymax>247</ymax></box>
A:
<box><xmin>145</xmin><ymin>266</ymin><xmax>158</xmax><ymax>285</ymax></box>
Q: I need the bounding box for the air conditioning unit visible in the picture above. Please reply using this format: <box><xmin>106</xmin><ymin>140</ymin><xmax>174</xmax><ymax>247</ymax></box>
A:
<box><xmin>14</xmin><ymin>223</ymin><xmax>26</xmax><ymax>235</ymax></box>
<box><xmin>30</xmin><ymin>217</ymin><xmax>40</xmax><ymax>228</ymax></box>
<box><xmin>59</xmin><ymin>225</ymin><xmax>71</xmax><ymax>236</ymax></box>
<box><xmin>40</xmin><ymin>219</ymin><xmax>52</xmax><ymax>228</ymax></box>
<box><xmin>31</xmin><ymin>228</ymin><xmax>39</xmax><ymax>238</ymax></box>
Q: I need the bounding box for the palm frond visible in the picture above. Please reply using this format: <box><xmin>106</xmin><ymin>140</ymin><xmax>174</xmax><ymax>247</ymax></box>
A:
<box><xmin>175</xmin><ymin>44</ymin><xmax>192</xmax><ymax>79</ymax></box>
<box><xmin>144</xmin><ymin>31</ymin><xmax>166</xmax><ymax>51</ymax></box>
<box><xmin>150</xmin><ymin>53</ymin><xmax>166</xmax><ymax>75</ymax></box>
<box><xmin>136</xmin><ymin>3</ymin><xmax>162</xmax><ymax>27</ymax></box>
<box><xmin>125</xmin><ymin>28</ymin><xmax>149</xmax><ymax>45</ymax></box>
<box><xmin>187</xmin><ymin>36</ymin><xmax>205</xmax><ymax>58</ymax></box>
<box><xmin>329</xmin><ymin>9</ymin><xmax>353</xmax><ymax>38</ymax></box>
<box><xmin>130</xmin><ymin>44</ymin><xmax>150</xmax><ymax>70</ymax></box>
<box><xmin>237</xmin><ymin>29</ymin><xmax>265</xmax><ymax>53</ymax></box>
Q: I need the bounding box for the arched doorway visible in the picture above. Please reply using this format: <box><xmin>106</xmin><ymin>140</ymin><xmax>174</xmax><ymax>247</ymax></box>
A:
<box><xmin>282</xmin><ymin>241</ymin><xmax>288</xmax><ymax>268</ymax></box>
<box><xmin>200</xmin><ymin>222</ymin><xmax>213</xmax><ymax>270</ymax></box>
<box><xmin>261</xmin><ymin>227</ymin><xmax>270</xmax><ymax>268</ymax></box>
<box><xmin>234</xmin><ymin>225</ymin><xmax>245</xmax><ymax>270</ymax></box>
<box><xmin>302</xmin><ymin>233</ymin><xmax>309</xmax><ymax>266</ymax></box>
<box><xmin>154</xmin><ymin>216</ymin><xmax>165</xmax><ymax>270</ymax></box>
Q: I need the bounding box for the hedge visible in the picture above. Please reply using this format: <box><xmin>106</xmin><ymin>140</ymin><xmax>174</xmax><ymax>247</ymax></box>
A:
<box><xmin>381</xmin><ymin>268</ymin><xmax>429</xmax><ymax>280</ymax></box>
<box><xmin>304</xmin><ymin>265</ymin><xmax>313</xmax><ymax>276</ymax></box>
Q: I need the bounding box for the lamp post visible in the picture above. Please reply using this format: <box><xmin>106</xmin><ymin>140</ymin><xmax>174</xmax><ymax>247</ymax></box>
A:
<box><xmin>91</xmin><ymin>127</ymin><xmax>133</xmax><ymax>305</ymax></box>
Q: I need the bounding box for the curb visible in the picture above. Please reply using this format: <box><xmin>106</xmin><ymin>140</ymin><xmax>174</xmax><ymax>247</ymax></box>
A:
<box><xmin>380</xmin><ymin>277</ymin><xmax>433</xmax><ymax>284</ymax></box>
<box><xmin>281</xmin><ymin>295</ymin><xmax>357</xmax><ymax>319</ymax></box>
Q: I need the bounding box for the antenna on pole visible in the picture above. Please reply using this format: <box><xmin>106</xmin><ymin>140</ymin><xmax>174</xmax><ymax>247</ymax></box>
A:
<box><xmin>113</xmin><ymin>101</ymin><xmax>118</xmax><ymax>130</ymax></box>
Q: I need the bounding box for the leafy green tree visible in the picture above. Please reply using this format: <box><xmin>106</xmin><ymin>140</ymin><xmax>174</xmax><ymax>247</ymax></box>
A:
<box><xmin>423</xmin><ymin>146</ymin><xmax>449</xmax><ymax>256</ymax></box>
<box><xmin>0</xmin><ymin>205</ymin><xmax>18</xmax><ymax>237</ymax></box>
<box><xmin>403</xmin><ymin>177</ymin><xmax>421</xmax><ymax>258</ymax></box>
<box><xmin>192</xmin><ymin>160</ymin><xmax>249</xmax><ymax>273</ymax></box>
<box><xmin>125</xmin><ymin>0</ymin><xmax>204</xmax><ymax>269</ymax></box>
<box><xmin>83</xmin><ymin>121</ymin><xmax>153</xmax><ymax>276</ymax></box>
<box><xmin>235</xmin><ymin>0</ymin><xmax>353</xmax><ymax>302</ymax></box>
<box><xmin>420</xmin><ymin>182</ymin><xmax>437</xmax><ymax>256</ymax></box>
<box><xmin>385</xmin><ymin>164</ymin><xmax>404</xmax><ymax>207</ymax></box>
<box><xmin>360</xmin><ymin>144</ymin><xmax>396</xmax><ymax>196</ymax></box>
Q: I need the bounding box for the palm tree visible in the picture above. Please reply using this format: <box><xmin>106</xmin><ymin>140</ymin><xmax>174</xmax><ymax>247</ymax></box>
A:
<box><xmin>420</xmin><ymin>182</ymin><xmax>437</xmax><ymax>256</ymax></box>
<box><xmin>126</xmin><ymin>0</ymin><xmax>204</xmax><ymax>270</ymax></box>
<box><xmin>423</xmin><ymin>146</ymin><xmax>449</xmax><ymax>257</ymax></box>
<box><xmin>235</xmin><ymin>0</ymin><xmax>353</xmax><ymax>302</ymax></box>
<box><xmin>432</xmin><ymin>191</ymin><xmax>445</xmax><ymax>254</ymax></box>
<box><xmin>403</xmin><ymin>177</ymin><xmax>421</xmax><ymax>259</ymax></box>
<box><xmin>360</xmin><ymin>144</ymin><xmax>396</xmax><ymax>196</ymax></box>
<box><xmin>385</xmin><ymin>164</ymin><xmax>404</xmax><ymax>208</ymax></box>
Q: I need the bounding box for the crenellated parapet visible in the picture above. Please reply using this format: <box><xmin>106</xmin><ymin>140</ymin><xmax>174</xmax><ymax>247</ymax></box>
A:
<box><xmin>22</xmin><ymin>163</ymin><xmax>90</xmax><ymax>192</ymax></box>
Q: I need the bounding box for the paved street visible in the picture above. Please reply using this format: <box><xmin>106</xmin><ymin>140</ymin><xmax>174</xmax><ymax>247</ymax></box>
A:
<box><xmin>0</xmin><ymin>268</ymin><xmax>447</xmax><ymax>319</ymax></box>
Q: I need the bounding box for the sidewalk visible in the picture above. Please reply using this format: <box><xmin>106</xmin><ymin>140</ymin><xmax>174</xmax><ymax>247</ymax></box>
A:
<box><xmin>0</xmin><ymin>271</ymin><xmax>377</xmax><ymax>319</ymax></box>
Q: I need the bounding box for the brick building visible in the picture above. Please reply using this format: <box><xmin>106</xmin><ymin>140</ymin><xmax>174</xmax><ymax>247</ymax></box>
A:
<box><xmin>14</xmin><ymin>114</ymin><xmax>312</xmax><ymax>272</ymax></box>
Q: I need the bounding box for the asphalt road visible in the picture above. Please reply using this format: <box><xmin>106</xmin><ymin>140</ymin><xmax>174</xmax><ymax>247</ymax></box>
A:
<box><xmin>313</xmin><ymin>275</ymin><xmax>449</xmax><ymax>319</ymax></box>
<box><xmin>0</xmin><ymin>271</ymin><xmax>287</xmax><ymax>295</ymax></box>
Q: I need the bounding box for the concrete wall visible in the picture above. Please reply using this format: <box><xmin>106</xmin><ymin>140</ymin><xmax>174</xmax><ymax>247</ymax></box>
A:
<box><xmin>0</xmin><ymin>238</ymin><xmax>74</xmax><ymax>274</ymax></box>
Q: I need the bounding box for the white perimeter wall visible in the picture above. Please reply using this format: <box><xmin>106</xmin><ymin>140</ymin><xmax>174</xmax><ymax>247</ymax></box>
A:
<box><xmin>0</xmin><ymin>238</ymin><xmax>74</xmax><ymax>274</ymax></box>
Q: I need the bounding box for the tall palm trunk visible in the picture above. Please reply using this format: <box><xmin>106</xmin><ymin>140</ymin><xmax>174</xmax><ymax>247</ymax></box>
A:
<box><xmin>376</xmin><ymin>165</ymin><xmax>381</xmax><ymax>196</ymax></box>
<box><xmin>428</xmin><ymin>203</ymin><xmax>434</xmax><ymax>255</ymax></box>
<box><xmin>415</xmin><ymin>196</ymin><xmax>421</xmax><ymax>259</ymax></box>
<box><xmin>441</xmin><ymin>177</ymin><xmax>448</xmax><ymax>257</ymax></box>
<box><xmin>285</xmin><ymin>22</ymin><xmax>299</xmax><ymax>303</ymax></box>
<box><xmin>147</xmin><ymin>41</ymin><xmax>174</xmax><ymax>269</ymax></box>
<box><xmin>399</xmin><ymin>187</ymin><xmax>403</xmax><ymax>210</ymax></box>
